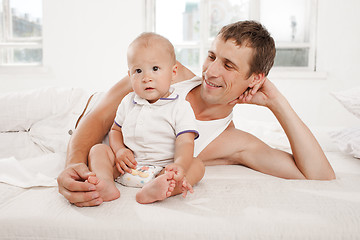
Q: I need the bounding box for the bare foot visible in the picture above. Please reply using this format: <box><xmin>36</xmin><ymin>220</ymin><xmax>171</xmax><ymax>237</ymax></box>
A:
<box><xmin>88</xmin><ymin>176</ymin><xmax>120</xmax><ymax>202</ymax></box>
<box><xmin>135</xmin><ymin>172</ymin><xmax>176</xmax><ymax>204</ymax></box>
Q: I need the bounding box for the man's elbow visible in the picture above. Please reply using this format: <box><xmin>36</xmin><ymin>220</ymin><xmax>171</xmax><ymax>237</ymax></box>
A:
<box><xmin>306</xmin><ymin>170</ymin><xmax>336</xmax><ymax>181</ymax></box>
<box><xmin>321</xmin><ymin>171</ymin><xmax>336</xmax><ymax>180</ymax></box>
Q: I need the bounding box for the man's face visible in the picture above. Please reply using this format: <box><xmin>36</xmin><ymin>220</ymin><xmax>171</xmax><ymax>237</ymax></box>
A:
<box><xmin>201</xmin><ymin>36</ymin><xmax>254</xmax><ymax>105</ymax></box>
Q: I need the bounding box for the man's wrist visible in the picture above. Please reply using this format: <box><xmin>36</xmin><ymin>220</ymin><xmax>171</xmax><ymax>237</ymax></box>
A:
<box><xmin>66</xmin><ymin>151</ymin><xmax>88</xmax><ymax>167</ymax></box>
<box><xmin>267</xmin><ymin>93</ymin><xmax>289</xmax><ymax>114</ymax></box>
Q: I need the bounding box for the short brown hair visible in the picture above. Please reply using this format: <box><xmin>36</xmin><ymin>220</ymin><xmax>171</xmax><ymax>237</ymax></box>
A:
<box><xmin>218</xmin><ymin>20</ymin><xmax>276</xmax><ymax>76</ymax></box>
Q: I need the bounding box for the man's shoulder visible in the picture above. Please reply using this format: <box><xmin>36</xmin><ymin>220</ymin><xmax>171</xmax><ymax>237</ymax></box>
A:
<box><xmin>173</xmin><ymin>75</ymin><xmax>202</xmax><ymax>86</ymax></box>
<box><xmin>172</xmin><ymin>76</ymin><xmax>202</xmax><ymax>95</ymax></box>
<box><xmin>122</xmin><ymin>92</ymin><xmax>135</xmax><ymax>103</ymax></box>
<box><xmin>172</xmin><ymin>94</ymin><xmax>192</xmax><ymax>109</ymax></box>
<box><xmin>117</xmin><ymin>92</ymin><xmax>136</xmax><ymax>111</ymax></box>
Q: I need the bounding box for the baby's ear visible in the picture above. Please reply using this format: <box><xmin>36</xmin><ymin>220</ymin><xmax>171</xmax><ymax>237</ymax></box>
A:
<box><xmin>128</xmin><ymin>70</ymin><xmax>130</xmax><ymax>77</ymax></box>
<box><xmin>173</xmin><ymin>64</ymin><xmax>178</xmax><ymax>75</ymax></box>
<box><xmin>249</xmin><ymin>73</ymin><xmax>265</xmax><ymax>88</ymax></box>
<box><xmin>171</xmin><ymin>64</ymin><xmax>178</xmax><ymax>80</ymax></box>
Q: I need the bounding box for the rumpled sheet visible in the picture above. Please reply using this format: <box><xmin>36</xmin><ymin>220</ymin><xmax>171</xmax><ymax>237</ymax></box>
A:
<box><xmin>0</xmin><ymin>87</ymin><xmax>88</xmax><ymax>188</ymax></box>
<box><xmin>0</xmin><ymin>87</ymin><xmax>91</xmax><ymax>154</ymax></box>
<box><xmin>0</xmin><ymin>153</ymin><xmax>64</xmax><ymax>188</ymax></box>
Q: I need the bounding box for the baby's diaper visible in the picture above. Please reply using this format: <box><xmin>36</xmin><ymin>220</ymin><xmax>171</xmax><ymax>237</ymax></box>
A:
<box><xmin>115</xmin><ymin>165</ymin><xmax>163</xmax><ymax>188</ymax></box>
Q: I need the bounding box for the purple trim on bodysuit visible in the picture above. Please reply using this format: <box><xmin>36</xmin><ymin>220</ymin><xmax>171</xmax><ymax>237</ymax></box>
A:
<box><xmin>114</xmin><ymin>121</ymin><xmax>122</xmax><ymax>128</ymax></box>
<box><xmin>132</xmin><ymin>94</ymin><xmax>178</xmax><ymax>104</ymax></box>
<box><xmin>176</xmin><ymin>130</ymin><xmax>199</xmax><ymax>140</ymax></box>
<box><xmin>160</xmin><ymin>94</ymin><xmax>179</xmax><ymax>101</ymax></box>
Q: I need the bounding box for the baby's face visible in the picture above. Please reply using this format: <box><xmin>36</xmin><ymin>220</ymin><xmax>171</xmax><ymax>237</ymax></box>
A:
<box><xmin>127</xmin><ymin>44</ymin><xmax>176</xmax><ymax>103</ymax></box>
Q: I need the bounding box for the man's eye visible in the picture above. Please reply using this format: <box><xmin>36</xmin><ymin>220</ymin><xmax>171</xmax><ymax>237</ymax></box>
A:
<box><xmin>136</xmin><ymin>69</ymin><xmax>142</xmax><ymax>73</ymax></box>
<box><xmin>208</xmin><ymin>55</ymin><xmax>215</xmax><ymax>60</ymax></box>
<box><xmin>153</xmin><ymin>66</ymin><xmax>159</xmax><ymax>71</ymax></box>
<box><xmin>225</xmin><ymin>64</ymin><xmax>232</xmax><ymax>69</ymax></box>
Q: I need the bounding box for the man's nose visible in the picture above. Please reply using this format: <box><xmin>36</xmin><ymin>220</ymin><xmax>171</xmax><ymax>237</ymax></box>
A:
<box><xmin>205</xmin><ymin>60</ymin><xmax>220</xmax><ymax>78</ymax></box>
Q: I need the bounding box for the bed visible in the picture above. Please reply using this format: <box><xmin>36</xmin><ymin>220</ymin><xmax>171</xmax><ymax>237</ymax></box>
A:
<box><xmin>1</xmin><ymin>87</ymin><xmax>360</xmax><ymax>240</ymax></box>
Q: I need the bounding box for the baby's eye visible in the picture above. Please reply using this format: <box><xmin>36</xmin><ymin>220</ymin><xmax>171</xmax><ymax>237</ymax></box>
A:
<box><xmin>153</xmin><ymin>66</ymin><xmax>159</xmax><ymax>71</ymax></box>
<box><xmin>135</xmin><ymin>69</ymin><xmax>142</xmax><ymax>73</ymax></box>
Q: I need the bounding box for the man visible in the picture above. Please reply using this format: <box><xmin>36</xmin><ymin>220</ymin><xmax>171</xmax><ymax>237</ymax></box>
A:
<box><xmin>58</xmin><ymin>21</ymin><xmax>335</xmax><ymax>207</ymax></box>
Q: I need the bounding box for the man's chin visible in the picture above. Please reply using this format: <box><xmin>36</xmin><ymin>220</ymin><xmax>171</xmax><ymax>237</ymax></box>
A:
<box><xmin>200</xmin><ymin>90</ymin><xmax>221</xmax><ymax>105</ymax></box>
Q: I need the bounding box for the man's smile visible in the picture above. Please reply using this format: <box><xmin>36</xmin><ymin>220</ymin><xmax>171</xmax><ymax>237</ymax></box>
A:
<box><xmin>204</xmin><ymin>79</ymin><xmax>222</xmax><ymax>88</ymax></box>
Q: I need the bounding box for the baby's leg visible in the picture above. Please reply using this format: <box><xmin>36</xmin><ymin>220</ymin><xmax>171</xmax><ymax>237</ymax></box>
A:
<box><xmin>88</xmin><ymin>144</ymin><xmax>120</xmax><ymax>202</ymax></box>
<box><xmin>135</xmin><ymin>171</ymin><xmax>176</xmax><ymax>204</ymax></box>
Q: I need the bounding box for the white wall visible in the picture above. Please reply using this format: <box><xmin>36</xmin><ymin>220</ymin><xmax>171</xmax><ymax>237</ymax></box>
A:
<box><xmin>1</xmin><ymin>0</ymin><xmax>359</xmax><ymax>128</ymax></box>
<box><xmin>1</xmin><ymin>0</ymin><xmax>144</xmax><ymax>93</ymax></box>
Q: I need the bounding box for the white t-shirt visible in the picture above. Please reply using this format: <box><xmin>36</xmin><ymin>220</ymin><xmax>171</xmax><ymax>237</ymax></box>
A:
<box><xmin>114</xmin><ymin>88</ymin><xmax>199</xmax><ymax>167</ymax></box>
<box><xmin>172</xmin><ymin>76</ymin><xmax>233</xmax><ymax>156</ymax></box>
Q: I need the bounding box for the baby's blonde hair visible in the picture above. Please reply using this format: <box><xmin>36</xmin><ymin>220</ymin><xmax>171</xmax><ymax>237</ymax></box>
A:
<box><xmin>128</xmin><ymin>32</ymin><xmax>176</xmax><ymax>65</ymax></box>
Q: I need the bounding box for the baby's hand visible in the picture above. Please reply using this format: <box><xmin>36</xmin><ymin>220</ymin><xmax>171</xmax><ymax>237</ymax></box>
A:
<box><xmin>165</xmin><ymin>163</ymin><xmax>185</xmax><ymax>182</ymax></box>
<box><xmin>115</xmin><ymin>148</ymin><xmax>137</xmax><ymax>174</ymax></box>
<box><xmin>165</xmin><ymin>163</ymin><xmax>194</xmax><ymax>198</ymax></box>
<box><xmin>181</xmin><ymin>177</ymin><xmax>194</xmax><ymax>198</ymax></box>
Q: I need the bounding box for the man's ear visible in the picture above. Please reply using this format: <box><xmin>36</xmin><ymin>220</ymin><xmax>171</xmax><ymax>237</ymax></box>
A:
<box><xmin>248</xmin><ymin>73</ymin><xmax>265</xmax><ymax>88</ymax></box>
<box><xmin>128</xmin><ymin>70</ymin><xmax>130</xmax><ymax>77</ymax></box>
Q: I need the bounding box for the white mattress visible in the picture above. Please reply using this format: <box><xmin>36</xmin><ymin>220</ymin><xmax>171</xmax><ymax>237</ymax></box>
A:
<box><xmin>1</xmin><ymin>88</ymin><xmax>360</xmax><ymax>239</ymax></box>
<box><xmin>1</xmin><ymin>150</ymin><xmax>360</xmax><ymax>240</ymax></box>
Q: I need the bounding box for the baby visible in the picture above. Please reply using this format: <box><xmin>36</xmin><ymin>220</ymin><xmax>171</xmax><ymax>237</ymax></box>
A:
<box><xmin>87</xmin><ymin>32</ymin><xmax>202</xmax><ymax>204</ymax></box>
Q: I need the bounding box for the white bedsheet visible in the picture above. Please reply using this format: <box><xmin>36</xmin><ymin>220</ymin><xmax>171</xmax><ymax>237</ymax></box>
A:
<box><xmin>0</xmin><ymin>153</ymin><xmax>64</xmax><ymax>188</ymax></box>
<box><xmin>1</xmin><ymin>137</ymin><xmax>360</xmax><ymax>240</ymax></box>
<box><xmin>0</xmin><ymin>152</ymin><xmax>360</xmax><ymax>240</ymax></box>
<box><xmin>1</xmin><ymin>88</ymin><xmax>360</xmax><ymax>239</ymax></box>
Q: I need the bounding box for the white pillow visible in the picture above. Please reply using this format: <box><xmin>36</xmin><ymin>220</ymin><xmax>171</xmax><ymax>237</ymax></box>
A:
<box><xmin>331</xmin><ymin>87</ymin><xmax>360</xmax><ymax>119</ymax></box>
<box><xmin>329</xmin><ymin>128</ymin><xmax>360</xmax><ymax>159</ymax></box>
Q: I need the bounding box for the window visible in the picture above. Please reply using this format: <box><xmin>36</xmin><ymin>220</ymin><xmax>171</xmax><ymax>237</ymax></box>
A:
<box><xmin>0</xmin><ymin>0</ymin><xmax>42</xmax><ymax>66</ymax></box>
<box><xmin>146</xmin><ymin>0</ymin><xmax>317</xmax><ymax>74</ymax></box>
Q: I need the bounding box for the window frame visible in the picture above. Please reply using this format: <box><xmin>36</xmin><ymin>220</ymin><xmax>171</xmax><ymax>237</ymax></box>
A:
<box><xmin>145</xmin><ymin>0</ymin><xmax>319</xmax><ymax>75</ymax></box>
<box><xmin>0</xmin><ymin>0</ymin><xmax>43</xmax><ymax>67</ymax></box>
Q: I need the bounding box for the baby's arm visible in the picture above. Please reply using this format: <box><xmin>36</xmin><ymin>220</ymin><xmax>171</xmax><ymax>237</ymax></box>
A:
<box><xmin>109</xmin><ymin>123</ymin><xmax>137</xmax><ymax>174</ymax></box>
<box><xmin>165</xmin><ymin>132</ymin><xmax>196</xmax><ymax>196</ymax></box>
<box><xmin>174</xmin><ymin>132</ymin><xmax>195</xmax><ymax>174</ymax></box>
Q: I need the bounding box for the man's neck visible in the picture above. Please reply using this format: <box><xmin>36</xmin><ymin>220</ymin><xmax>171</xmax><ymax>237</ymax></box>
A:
<box><xmin>186</xmin><ymin>85</ymin><xmax>233</xmax><ymax>121</ymax></box>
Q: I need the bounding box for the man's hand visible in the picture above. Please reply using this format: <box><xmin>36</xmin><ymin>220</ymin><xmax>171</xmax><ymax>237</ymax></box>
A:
<box><xmin>114</xmin><ymin>148</ymin><xmax>137</xmax><ymax>175</ymax></box>
<box><xmin>57</xmin><ymin>163</ymin><xmax>103</xmax><ymax>207</ymax></box>
<box><xmin>235</xmin><ymin>78</ymin><xmax>282</xmax><ymax>108</ymax></box>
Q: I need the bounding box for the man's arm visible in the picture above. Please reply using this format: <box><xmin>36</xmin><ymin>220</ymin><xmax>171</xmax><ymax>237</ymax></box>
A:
<box><xmin>172</xmin><ymin>61</ymin><xmax>196</xmax><ymax>84</ymax></box>
<box><xmin>67</xmin><ymin>75</ymin><xmax>132</xmax><ymax>166</ymax></box>
<box><xmin>266</xmin><ymin>88</ymin><xmax>335</xmax><ymax>180</ymax></box>
<box><xmin>244</xmin><ymin>78</ymin><xmax>335</xmax><ymax>180</ymax></box>
<box><xmin>57</xmin><ymin>75</ymin><xmax>132</xmax><ymax>207</ymax></box>
<box><xmin>199</xmin><ymin>78</ymin><xmax>335</xmax><ymax>180</ymax></box>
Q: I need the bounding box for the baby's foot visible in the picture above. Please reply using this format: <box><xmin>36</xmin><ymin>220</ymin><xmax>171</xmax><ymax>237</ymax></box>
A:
<box><xmin>135</xmin><ymin>172</ymin><xmax>176</xmax><ymax>204</ymax></box>
<box><xmin>88</xmin><ymin>176</ymin><xmax>120</xmax><ymax>202</ymax></box>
